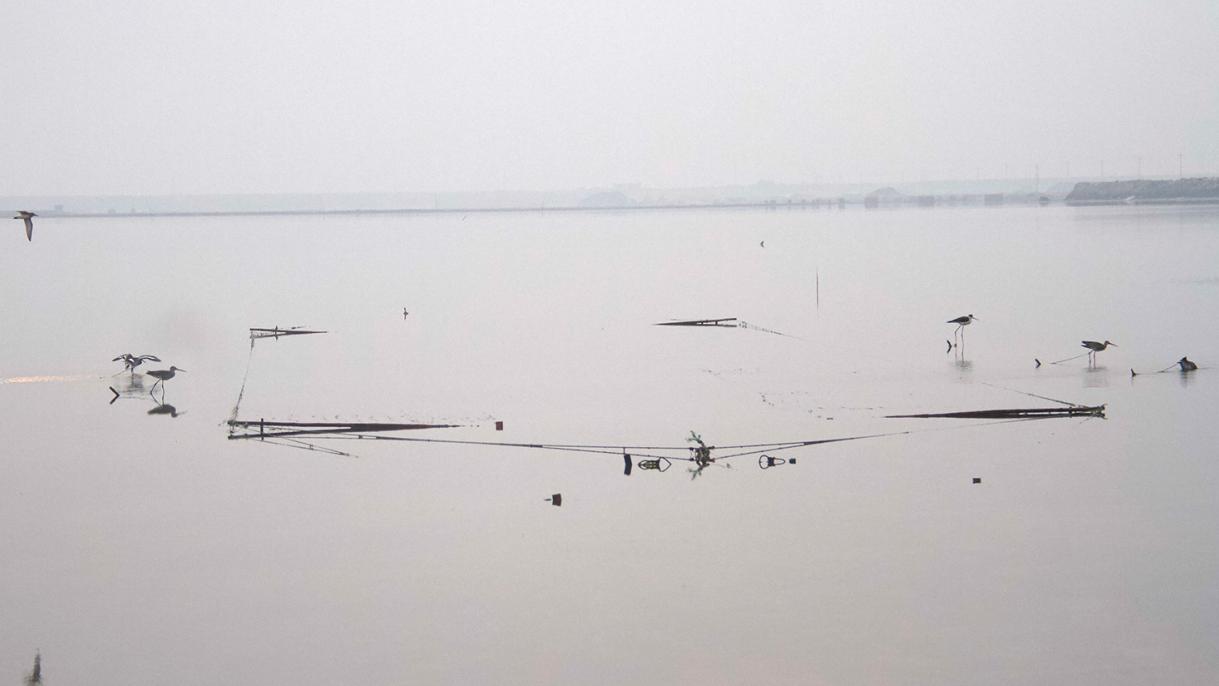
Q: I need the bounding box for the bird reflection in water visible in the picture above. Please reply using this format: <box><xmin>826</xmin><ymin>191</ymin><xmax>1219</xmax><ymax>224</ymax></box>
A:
<box><xmin>108</xmin><ymin>374</ymin><xmax>185</xmax><ymax>416</ymax></box>
<box><xmin>108</xmin><ymin>374</ymin><xmax>148</xmax><ymax>404</ymax></box>
<box><xmin>148</xmin><ymin>402</ymin><xmax>184</xmax><ymax>418</ymax></box>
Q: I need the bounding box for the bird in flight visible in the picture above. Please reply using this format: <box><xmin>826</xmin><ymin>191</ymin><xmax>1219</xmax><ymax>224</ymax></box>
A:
<box><xmin>113</xmin><ymin>353</ymin><xmax>162</xmax><ymax>374</ymax></box>
<box><xmin>13</xmin><ymin>211</ymin><xmax>36</xmax><ymax>241</ymax></box>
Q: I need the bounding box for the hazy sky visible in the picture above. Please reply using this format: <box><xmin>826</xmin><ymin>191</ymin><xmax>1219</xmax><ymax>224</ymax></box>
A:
<box><xmin>3</xmin><ymin>0</ymin><xmax>1217</xmax><ymax>195</ymax></box>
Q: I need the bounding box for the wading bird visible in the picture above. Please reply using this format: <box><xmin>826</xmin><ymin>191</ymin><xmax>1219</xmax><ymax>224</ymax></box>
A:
<box><xmin>947</xmin><ymin>314</ymin><xmax>977</xmax><ymax>345</ymax></box>
<box><xmin>1081</xmin><ymin>340</ymin><xmax>1116</xmax><ymax>366</ymax></box>
<box><xmin>113</xmin><ymin>353</ymin><xmax>161</xmax><ymax>374</ymax></box>
<box><xmin>145</xmin><ymin>366</ymin><xmax>185</xmax><ymax>394</ymax></box>
<box><xmin>13</xmin><ymin>211</ymin><xmax>36</xmax><ymax>241</ymax></box>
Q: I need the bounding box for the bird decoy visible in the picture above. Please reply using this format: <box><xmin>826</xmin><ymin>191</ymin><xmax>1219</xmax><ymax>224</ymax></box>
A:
<box><xmin>947</xmin><ymin>314</ymin><xmax>977</xmax><ymax>345</ymax></box>
<box><xmin>13</xmin><ymin>211</ymin><xmax>36</xmax><ymax>241</ymax></box>
<box><xmin>1178</xmin><ymin>356</ymin><xmax>1198</xmax><ymax>372</ymax></box>
<box><xmin>1080</xmin><ymin>340</ymin><xmax>1116</xmax><ymax>366</ymax></box>
<box><xmin>145</xmin><ymin>366</ymin><xmax>185</xmax><ymax>393</ymax></box>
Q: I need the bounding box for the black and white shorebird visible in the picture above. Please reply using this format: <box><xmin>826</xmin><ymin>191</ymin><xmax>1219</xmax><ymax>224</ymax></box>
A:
<box><xmin>1081</xmin><ymin>340</ymin><xmax>1116</xmax><ymax>366</ymax></box>
<box><xmin>113</xmin><ymin>353</ymin><xmax>161</xmax><ymax>374</ymax></box>
<box><xmin>947</xmin><ymin>314</ymin><xmax>977</xmax><ymax>346</ymax></box>
<box><xmin>13</xmin><ymin>211</ymin><xmax>36</xmax><ymax>241</ymax></box>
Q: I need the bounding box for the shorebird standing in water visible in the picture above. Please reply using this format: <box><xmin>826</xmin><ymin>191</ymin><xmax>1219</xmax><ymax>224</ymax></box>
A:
<box><xmin>13</xmin><ymin>211</ymin><xmax>36</xmax><ymax>241</ymax></box>
<box><xmin>1081</xmin><ymin>340</ymin><xmax>1116</xmax><ymax>366</ymax></box>
<box><xmin>145</xmin><ymin>366</ymin><xmax>185</xmax><ymax>396</ymax></box>
<box><xmin>947</xmin><ymin>314</ymin><xmax>977</xmax><ymax>347</ymax></box>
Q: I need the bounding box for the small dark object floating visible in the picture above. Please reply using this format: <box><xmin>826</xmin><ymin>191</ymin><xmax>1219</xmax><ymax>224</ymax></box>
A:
<box><xmin>495</xmin><ymin>420</ymin><xmax>504</xmax><ymax>431</ymax></box>
<box><xmin>972</xmin><ymin>477</ymin><xmax>982</xmax><ymax>484</ymax></box>
<box><xmin>1034</xmin><ymin>358</ymin><xmax>1041</xmax><ymax>368</ymax></box>
<box><xmin>547</xmin><ymin>493</ymin><xmax>562</xmax><ymax>507</ymax></box>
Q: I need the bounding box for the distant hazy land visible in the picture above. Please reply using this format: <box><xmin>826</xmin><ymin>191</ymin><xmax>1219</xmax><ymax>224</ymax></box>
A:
<box><xmin>1065</xmin><ymin>177</ymin><xmax>1219</xmax><ymax>205</ymax></box>
<box><xmin>5</xmin><ymin>177</ymin><xmax>1217</xmax><ymax>217</ymax></box>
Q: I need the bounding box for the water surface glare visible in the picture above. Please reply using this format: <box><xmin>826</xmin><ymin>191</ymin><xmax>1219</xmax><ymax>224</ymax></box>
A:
<box><xmin>2</xmin><ymin>204</ymin><xmax>1218</xmax><ymax>684</ymax></box>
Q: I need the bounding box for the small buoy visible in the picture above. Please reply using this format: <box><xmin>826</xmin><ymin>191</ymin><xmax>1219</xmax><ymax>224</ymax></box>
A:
<box><xmin>623</xmin><ymin>453</ymin><xmax>633</xmax><ymax>476</ymax></box>
<box><xmin>547</xmin><ymin>493</ymin><xmax>562</xmax><ymax>507</ymax></box>
<box><xmin>494</xmin><ymin>420</ymin><xmax>504</xmax><ymax>431</ymax></box>
<box><xmin>758</xmin><ymin>454</ymin><xmax>796</xmax><ymax>469</ymax></box>
<box><xmin>972</xmin><ymin>477</ymin><xmax>982</xmax><ymax>484</ymax></box>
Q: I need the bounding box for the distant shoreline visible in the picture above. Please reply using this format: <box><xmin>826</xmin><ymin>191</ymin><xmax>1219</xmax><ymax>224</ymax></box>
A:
<box><xmin>15</xmin><ymin>196</ymin><xmax>1075</xmax><ymax>220</ymax></box>
<box><xmin>1065</xmin><ymin>177</ymin><xmax>1219</xmax><ymax>206</ymax></box>
<box><xmin>10</xmin><ymin>178</ymin><xmax>1219</xmax><ymax>218</ymax></box>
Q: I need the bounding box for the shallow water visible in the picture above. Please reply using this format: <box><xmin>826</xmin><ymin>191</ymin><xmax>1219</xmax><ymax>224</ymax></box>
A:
<box><xmin>2</xmin><ymin>204</ymin><xmax>1218</xmax><ymax>684</ymax></box>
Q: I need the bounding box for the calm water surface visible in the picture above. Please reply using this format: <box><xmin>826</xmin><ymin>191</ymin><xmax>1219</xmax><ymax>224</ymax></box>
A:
<box><xmin>2</xmin><ymin>204</ymin><xmax>1218</xmax><ymax>684</ymax></box>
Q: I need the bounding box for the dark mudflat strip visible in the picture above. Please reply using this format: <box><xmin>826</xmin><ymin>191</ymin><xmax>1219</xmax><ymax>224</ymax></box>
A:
<box><xmin>228</xmin><ymin>420</ymin><xmax>461</xmax><ymax>440</ymax></box>
<box><xmin>655</xmin><ymin>317</ymin><xmax>738</xmax><ymax>327</ymax></box>
<box><xmin>886</xmin><ymin>405</ymin><xmax>1105</xmax><ymax>419</ymax></box>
